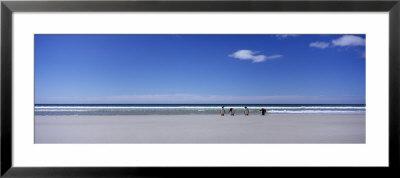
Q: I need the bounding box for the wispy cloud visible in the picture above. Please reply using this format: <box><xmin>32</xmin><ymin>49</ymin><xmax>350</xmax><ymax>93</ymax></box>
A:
<box><xmin>229</xmin><ymin>50</ymin><xmax>282</xmax><ymax>63</ymax></box>
<box><xmin>309</xmin><ymin>41</ymin><xmax>330</xmax><ymax>49</ymax></box>
<box><xmin>332</xmin><ymin>35</ymin><xmax>365</xmax><ymax>47</ymax></box>
<box><xmin>355</xmin><ymin>49</ymin><xmax>366</xmax><ymax>58</ymax></box>
<box><xmin>361</xmin><ymin>51</ymin><xmax>366</xmax><ymax>58</ymax></box>
<box><xmin>276</xmin><ymin>34</ymin><xmax>299</xmax><ymax>39</ymax></box>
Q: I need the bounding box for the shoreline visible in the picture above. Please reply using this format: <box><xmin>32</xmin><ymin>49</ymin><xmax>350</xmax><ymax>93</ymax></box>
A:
<box><xmin>34</xmin><ymin>113</ymin><xmax>366</xmax><ymax>116</ymax></box>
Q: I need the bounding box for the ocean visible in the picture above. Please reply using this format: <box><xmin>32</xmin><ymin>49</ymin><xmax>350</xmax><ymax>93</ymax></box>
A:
<box><xmin>34</xmin><ymin>104</ymin><xmax>366</xmax><ymax>115</ymax></box>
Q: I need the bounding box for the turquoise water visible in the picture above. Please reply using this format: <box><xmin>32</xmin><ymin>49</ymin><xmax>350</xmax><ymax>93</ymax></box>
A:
<box><xmin>34</xmin><ymin>104</ymin><xmax>366</xmax><ymax>115</ymax></box>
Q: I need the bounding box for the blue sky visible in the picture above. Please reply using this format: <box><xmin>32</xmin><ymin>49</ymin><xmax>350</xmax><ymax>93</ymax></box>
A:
<box><xmin>35</xmin><ymin>34</ymin><xmax>365</xmax><ymax>104</ymax></box>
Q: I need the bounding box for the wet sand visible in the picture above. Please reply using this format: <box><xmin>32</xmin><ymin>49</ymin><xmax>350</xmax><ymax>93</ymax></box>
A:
<box><xmin>35</xmin><ymin>114</ymin><xmax>365</xmax><ymax>144</ymax></box>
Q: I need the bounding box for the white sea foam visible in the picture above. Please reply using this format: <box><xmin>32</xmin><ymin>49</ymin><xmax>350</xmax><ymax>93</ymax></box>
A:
<box><xmin>34</xmin><ymin>105</ymin><xmax>365</xmax><ymax>114</ymax></box>
<box><xmin>266</xmin><ymin>110</ymin><xmax>365</xmax><ymax>114</ymax></box>
<box><xmin>34</xmin><ymin>106</ymin><xmax>365</xmax><ymax>110</ymax></box>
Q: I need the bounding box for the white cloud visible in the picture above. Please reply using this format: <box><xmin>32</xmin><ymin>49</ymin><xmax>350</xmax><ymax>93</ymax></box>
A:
<box><xmin>229</xmin><ymin>50</ymin><xmax>257</xmax><ymax>60</ymax></box>
<box><xmin>264</xmin><ymin>54</ymin><xmax>282</xmax><ymax>59</ymax></box>
<box><xmin>276</xmin><ymin>34</ymin><xmax>299</xmax><ymax>39</ymax></box>
<box><xmin>309</xmin><ymin>41</ymin><xmax>330</xmax><ymax>49</ymax></box>
<box><xmin>309</xmin><ymin>35</ymin><xmax>365</xmax><ymax>51</ymax></box>
<box><xmin>332</xmin><ymin>35</ymin><xmax>365</xmax><ymax>47</ymax></box>
<box><xmin>251</xmin><ymin>55</ymin><xmax>267</xmax><ymax>63</ymax></box>
<box><xmin>229</xmin><ymin>50</ymin><xmax>282</xmax><ymax>63</ymax></box>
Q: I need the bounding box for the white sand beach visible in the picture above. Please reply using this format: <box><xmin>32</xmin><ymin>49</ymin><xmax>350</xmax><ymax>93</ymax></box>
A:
<box><xmin>35</xmin><ymin>114</ymin><xmax>365</xmax><ymax>144</ymax></box>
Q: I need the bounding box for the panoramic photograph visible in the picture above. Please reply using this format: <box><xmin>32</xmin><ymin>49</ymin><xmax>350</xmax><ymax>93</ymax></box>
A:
<box><xmin>34</xmin><ymin>34</ymin><xmax>366</xmax><ymax>143</ymax></box>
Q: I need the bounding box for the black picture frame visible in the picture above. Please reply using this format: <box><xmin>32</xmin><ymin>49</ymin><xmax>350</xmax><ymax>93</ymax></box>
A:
<box><xmin>1</xmin><ymin>0</ymin><xmax>399</xmax><ymax>177</ymax></box>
